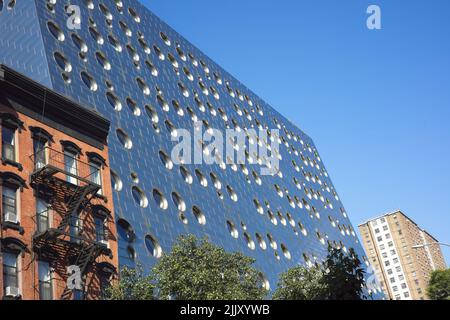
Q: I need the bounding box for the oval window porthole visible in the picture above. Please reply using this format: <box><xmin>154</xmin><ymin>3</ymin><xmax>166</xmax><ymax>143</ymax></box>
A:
<box><xmin>107</xmin><ymin>92</ymin><xmax>122</xmax><ymax>111</ymax></box>
<box><xmin>192</xmin><ymin>206</ymin><xmax>206</xmax><ymax>225</ymax></box>
<box><xmin>48</xmin><ymin>21</ymin><xmax>65</xmax><ymax>42</ymax></box>
<box><xmin>110</xmin><ymin>169</ymin><xmax>123</xmax><ymax>192</ymax></box>
<box><xmin>145</xmin><ymin>235</ymin><xmax>162</xmax><ymax>258</ymax></box>
<box><xmin>227</xmin><ymin>220</ymin><xmax>239</xmax><ymax>239</ymax></box>
<box><xmin>117</xmin><ymin>219</ymin><xmax>135</xmax><ymax>242</ymax></box>
<box><xmin>180</xmin><ymin>166</ymin><xmax>193</xmax><ymax>185</ymax></box>
<box><xmin>132</xmin><ymin>186</ymin><xmax>148</xmax><ymax>208</ymax></box>
<box><xmin>116</xmin><ymin>128</ymin><xmax>132</xmax><ymax>150</ymax></box>
<box><xmin>54</xmin><ymin>52</ymin><xmax>72</xmax><ymax>73</ymax></box>
<box><xmin>80</xmin><ymin>71</ymin><xmax>98</xmax><ymax>92</ymax></box>
<box><xmin>153</xmin><ymin>189</ymin><xmax>168</xmax><ymax>210</ymax></box>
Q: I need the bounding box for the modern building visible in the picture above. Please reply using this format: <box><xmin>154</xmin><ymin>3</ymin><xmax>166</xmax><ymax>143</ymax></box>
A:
<box><xmin>0</xmin><ymin>0</ymin><xmax>382</xmax><ymax>298</ymax></box>
<box><xmin>359</xmin><ymin>210</ymin><xmax>447</xmax><ymax>300</ymax></box>
<box><xmin>0</xmin><ymin>65</ymin><xmax>118</xmax><ymax>300</ymax></box>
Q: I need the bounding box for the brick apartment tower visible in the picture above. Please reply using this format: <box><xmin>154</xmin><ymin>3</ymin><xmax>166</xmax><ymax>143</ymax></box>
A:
<box><xmin>359</xmin><ymin>210</ymin><xmax>447</xmax><ymax>300</ymax></box>
<box><xmin>0</xmin><ymin>65</ymin><xmax>118</xmax><ymax>300</ymax></box>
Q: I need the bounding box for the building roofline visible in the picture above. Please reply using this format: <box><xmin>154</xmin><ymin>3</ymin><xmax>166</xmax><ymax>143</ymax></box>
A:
<box><xmin>0</xmin><ymin>64</ymin><xmax>110</xmax><ymax>147</ymax></box>
<box><xmin>358</xmin><ymin>209</ymin><xmax>440</xmax><ymax>242</ymax></box>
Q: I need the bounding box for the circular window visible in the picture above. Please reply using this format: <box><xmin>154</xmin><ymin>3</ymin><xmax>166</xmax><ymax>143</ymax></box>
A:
<box><xmin>71</xmin><ymin>33</ymin><xmax>88</xmax><ymax>54</ymax></box>
<box><xmin>128</xmin><ymin>7</ymin><xmax>141</xmax><ymax>23</ymax></box>
<box><xmin>226</xmin><ymin>185</ymin><xmax>238</xmax><ymax>202</ymax></box>
<box><xmin>268</xmin><ymin>210</ymin><xmax>278</xmax><ymax>226</ymax></box>
<box><xmin>172</xmin><ymin>100</ymin><xmax>185</xmax><ymax>117</ymax></box>
<box><xmin>107</xmin><ymin>92</ymin><xmax>122</xmax><ymax>111</ymax></box>
<box><xmin>183</xmin><ymin>67</ymin><xmax>194</xmax><ymax>81</ymax></box>
<box><xmin>171</xmin><ymin>192</ymin><xmax>186</xmax><ymax>212</ymax></box>
<box><xmin>84</xmin><ymin>0</ymin><xmax>94</xmax><ymax>10</ymax></box>
<box><xmin>116</xmin><ymin>128</ymin><xmax>132</xmax><ymax>149</ymax></box>
<box><xmin>80</xmin><ymin>71</ymin><xmax>98</xmax><ymax>92</ymax></box>
<box><xmin>167</xmin><ymin>53</ymin><xmax>178</xmax><ymax>68</ymax></box>
<box><xmin>153</xmin><ymin>45</ymin><xmax>165</xmax><ymax>60</ymax></box>
<box><xmin>281</xmin><ymin>244</ymin><xmax>292</xmax><ymax>260</ymax></box>
<box><xmin>209</xmin><ymin>173</ymin><xmax>222</xmax><ymax>190</ymax></box>
<box><xmin>192</xmin><ymin>206</ymin><xmax>206</xmax><ymax>225</ymax></box>
<box><xmin>298</xmin><ymin>222</ymin><xmax>308</xmax><ymax>236</ymax></box>
<box><xmin>178</xmin><ymin>82</ymin><xmax>189</xmax><ymax>98</ymax></box>
<box><xmin>226</xmin><ymin>220</ymin><xmax>239</xmax><ymax>239</ymax></box>
<box><xmin>144</xmin><ymin>60</ymin><xmax>158</xmax><ymax>77</ymax></box>
<box><xmin>256</xmin><ymin>233</ymin><xmax>267</xmax><ymax>250</ymax></box>
<box><xmin>153</xmin><ymin>189</ymin><xmax>168</xmax><ymax>210</ymax></box>
<box><xmin>164</xmin><ymin>120</ymin><xmax>177</xmax><ymax>138</ymax></box>
<box><xmin>127</xmin><ymin>246</ymin><xmax>136</xmax><ymax>261</ymax></box>
<box><xmin>96</xmin><ymin>51</ymin><xmax>111</xmax><ymax>71</ymax></box>
<box><xmin>136</xmin><ymin>77</ymin><xmax>150</xmax><ymax>96</ymax></box>
<box><xmin>89</xmin><ymin>26</ymin><xmax>104</xmax><ymax>45</ymax></box>
<box><xmin>131</xmin><ymin>172</ymin><xmax>139</xmax><ymax>184</ymax></box>
<box><xmin>145</xmin><ymin>235</ymin><xmax>162</xmax><ymax>258</ymax></box>
<box><xmin>195</xmin><ymin>169</ymin><xmax>208</xmax><ymax>187</ymax></box>
<box><xmin>110</xmin><ymin>169</ymin><xmax>123</xmax><ymax>191</ymax></box>
<box><xmin>132</xmin><ymin>186</ymin><xmax>148</xmax><ymax>208</ymax></box>
<box><xmin>99</xmin><ymin>3</ymin><xmax>113</xmax><ymax>21</ymax></box>
<box><xmin>244</xmin><ymin>233</ymin><xmax>255</xmax><ymax>250</ymax></box>
<box><xmin>108</xmin><ymin>34</ymin><xmax>122</xmax><ymax>52</ymax></box>
<box><xmin>117</xmin><ymin>219</ymin><xmax>135</xmax><ymax>242</ymax></box>
<box><xmin>159</xmin><ymin>150</ymin><xmax>173</xmax><ymax>170</ymax></box>
<box><xmin>267</xmin><ymin>234</ymin><xmax>277</xmax><ymax>250</ymax></box>
<box><xmin>145</xmin><ymin>105</ymin><xmax>159</xmax><ymax>124</ymax></box>
<box><xmin>119</xmin><ymin>20</ymin><xmax>132</xmax><ymax>37</ymax></box>
<box><xmin>180</xmin><ymin>166</ymin><xmax>193</xmax><ymax>184</ymax></box>
<box><xmin>253</xmin><ymin>199</ymin><xmax>264</xmax><ymax>215</ymax></box>
<box><xmin>126</xmin><ymin>98</ymin><xmax>141</xmax><ymax>117</ymax></box>
<box><xmin>47</xmin><ymin>21</ymin><xmax>65</xmax><ymax>41</ymax></box>
<box><xmin>160</xmin><ymin>32</ymin><xmax>171</xmax><ymax>46</ymax></box>
<box><xmin>54</xmin><ymin>52</ymin><xmax>72</xmax><ymax>73</ymax></box>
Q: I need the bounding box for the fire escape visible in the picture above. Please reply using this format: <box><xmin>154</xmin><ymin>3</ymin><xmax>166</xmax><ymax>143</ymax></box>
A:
<box><xmin>30</xmin><ymin>147</ymin><xmax>111</xmax><ymax>300</ymax></box>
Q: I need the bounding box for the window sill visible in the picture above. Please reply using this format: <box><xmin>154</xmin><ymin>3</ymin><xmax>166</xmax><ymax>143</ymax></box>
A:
<box><xmin>1</xmin><ymin>158</ymin><xmax>23</xmax><ymax>171</ymax></box>
<box><xmin>94</xmin><ymin>194</ymin><xmax>108</xmax><ymax>203</ymax></box>
<box><xmin>1</xmin><ymin>221</ymin><xmax>25</xmax><ymax>235</ymax></box>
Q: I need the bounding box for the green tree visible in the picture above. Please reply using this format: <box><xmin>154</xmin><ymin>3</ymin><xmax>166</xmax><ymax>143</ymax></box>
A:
<box><xmin>273</xmin><ymin>265</ymin><xmax>327</xmax><ymax>300</ymax></box>
<box><xmin>152</xmin><ymin>235</ymin><xmax>267</xmax><ymax>300</ymax></box>
<box><xmin>427</xmin><ymin>269</ymin><xmax>450</xmax><ymax>300</ymax></box>
<box><xmin>273</xmin><ymin>246</ymin><xmax>367</xmax><ymax>300</ymax></box>
<box><xmin>321</xmin><ymin>247</ymin><xmax>366</xmax><ymax>300</ymax></box>
<box><xmin>106</xmin><ymin>265</ymin><xmax>155</xmax><ymax>300</ymax></box>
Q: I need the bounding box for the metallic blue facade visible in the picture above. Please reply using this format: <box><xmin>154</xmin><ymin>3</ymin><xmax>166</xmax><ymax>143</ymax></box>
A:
<box><xmin>0</xmin><ymin>0</ymin><xmax>381</xmax><ymax>297</ymax></box>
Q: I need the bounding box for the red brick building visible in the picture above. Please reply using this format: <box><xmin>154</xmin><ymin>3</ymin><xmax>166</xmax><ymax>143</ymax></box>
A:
<box><xmin>0</xmin><ymin>65</ymin><xmax>118</xmax><ymax>300</ymax></box>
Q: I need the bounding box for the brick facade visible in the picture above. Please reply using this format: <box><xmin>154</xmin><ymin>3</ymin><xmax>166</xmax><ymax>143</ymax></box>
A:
<box><xmin>0</xmin><ymin>65</ymin><xmax>118</xmax><ymax>300</ymax></box>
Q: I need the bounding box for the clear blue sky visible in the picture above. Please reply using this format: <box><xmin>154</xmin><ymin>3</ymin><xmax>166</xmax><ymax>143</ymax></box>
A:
<box><xmin>142</xmin><ymin>0</ymin><xmax>450</xmax><ymax>264</ymax></box>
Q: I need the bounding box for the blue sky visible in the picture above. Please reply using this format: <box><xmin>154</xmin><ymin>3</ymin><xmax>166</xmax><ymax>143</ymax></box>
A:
<box><xmin>142</xmin><ymin>0</ymin><xmax>450</xmax><ymax>263</ymax></box>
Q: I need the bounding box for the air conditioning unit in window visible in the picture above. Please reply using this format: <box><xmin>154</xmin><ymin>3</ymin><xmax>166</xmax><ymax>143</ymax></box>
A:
<box><xmin>5</xmin><ymin>286</ymin><xmax>20</xmax><ymax>298</ymax></box>
<box><xmin>4</xmin><ymin>212</ymin><xmax>18</xmax><ymax>224</ymax></box>
<box><xmin>100</xmin><ymin>239</ymin><xmax>110</xmax><ymax>249</ymax></box>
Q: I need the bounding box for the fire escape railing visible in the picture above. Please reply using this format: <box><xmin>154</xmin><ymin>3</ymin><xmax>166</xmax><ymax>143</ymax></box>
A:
<box><xmin>29</xmin><ymin>147</ymin><xmax>110</xmax><ymax>300</ymax></box>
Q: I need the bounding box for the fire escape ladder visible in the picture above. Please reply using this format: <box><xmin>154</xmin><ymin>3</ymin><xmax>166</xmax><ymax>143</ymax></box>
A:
<box><xmin>60</xmin><ymin>243</ymin><xmax>100</xmax><ymax>300</ymax></box>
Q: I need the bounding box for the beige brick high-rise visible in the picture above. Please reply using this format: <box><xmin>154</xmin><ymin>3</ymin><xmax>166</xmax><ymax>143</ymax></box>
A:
<box><xmin>359</xmin><ymin>210</ymin><xmax>447</xmax><ymax>300</ymax></box>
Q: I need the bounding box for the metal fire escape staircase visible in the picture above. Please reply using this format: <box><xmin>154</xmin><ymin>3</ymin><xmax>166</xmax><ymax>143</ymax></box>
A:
<box><xmin>30</xmin><ymin>147</ymin><xmax>110</xmax><ymax>300</ymax></box>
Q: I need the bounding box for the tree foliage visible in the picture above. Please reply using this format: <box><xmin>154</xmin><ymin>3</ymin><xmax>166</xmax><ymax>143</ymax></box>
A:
<box><xmin>107</xmin><ymin>235</ymin><xmax>267</xmax><ymax>300</ymax></box>
<box><xmin>106</xmin><ymin>265</ymin><xmax>155</xmax><ymax>300</ymax></box>
<box><xmin>321</xmin><ymin>247</ymin><xmax>366</xmax><ymax>300</ymax></box>
<box><xmin>152</xmin><ymin>235</ymin><xmax>267</xmax><ymax>300</ymax></box>
<box><xmin>274</xmin><ymin>246</ymin><xmax>367</xmax><ymax>300</ymax></box>
<box><xmin>427</xmin><ymin>269</ymin><xmax>450</xmax><ymax>300</ymax></box>
<box><xmin>273</xmin><ymin>265</ymin><xmax>326</xmax><ymax>300</ymax></box>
